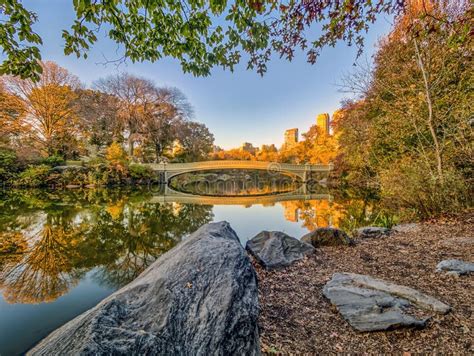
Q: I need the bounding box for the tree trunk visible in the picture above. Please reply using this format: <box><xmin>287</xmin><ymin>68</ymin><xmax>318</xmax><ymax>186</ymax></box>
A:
<box><xmin>413</xmin><ymin>38</ymin><xmax>443</xmax><ymax>183</ymax></box>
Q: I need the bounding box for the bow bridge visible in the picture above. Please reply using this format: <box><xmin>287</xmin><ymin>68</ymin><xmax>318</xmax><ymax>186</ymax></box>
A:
<box><xmin>145</xmin><ymin>160</ymin><xmax>333</xmax><ymax>184</ymax></box>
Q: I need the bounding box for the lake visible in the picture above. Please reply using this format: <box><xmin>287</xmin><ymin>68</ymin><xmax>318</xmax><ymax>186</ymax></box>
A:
<box><xmin>0</xmin><ymin>182</ymin><xmax>391</xmax><ymax>355</ymax></box>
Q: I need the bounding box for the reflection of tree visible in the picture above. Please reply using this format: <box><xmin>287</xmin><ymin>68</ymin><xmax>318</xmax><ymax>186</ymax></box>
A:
<box><xmin>280</xmin><ymin>200</ymin><xmax>345</xmax><ymax>230</ymax></box>
<box><xmin>90</xmin><ymin>202</ymin><xmax>213</xmax><ymax>288</ymax></box>
<box><xmin>0</xmin><ymin>216</ymin><xmax>86</xmax><ymax>304</ymax></box>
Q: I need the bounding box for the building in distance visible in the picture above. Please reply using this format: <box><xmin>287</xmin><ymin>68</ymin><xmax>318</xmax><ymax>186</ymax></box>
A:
<box><xmin>283</xmin><ymin>128</ymin><xmax>299</xmax><ymax>149</ymax></box>
<box><xmin>316</xmin><ymin>113</ymin><xmax>330</xmax><ymax>136</ymax></box>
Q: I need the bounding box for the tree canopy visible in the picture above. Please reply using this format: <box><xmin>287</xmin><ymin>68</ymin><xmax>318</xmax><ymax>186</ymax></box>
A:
<box><xmin>0</xmin><ymin>0</ymin><xmax>418</xmax><ymax>81</ymax></box>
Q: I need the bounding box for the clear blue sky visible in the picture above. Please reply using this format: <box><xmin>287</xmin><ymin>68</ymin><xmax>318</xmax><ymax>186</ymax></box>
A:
<box><xmin>15</xmin><ymin>1</ymin><xmax>393</xmax><ymax>149</ymax></box>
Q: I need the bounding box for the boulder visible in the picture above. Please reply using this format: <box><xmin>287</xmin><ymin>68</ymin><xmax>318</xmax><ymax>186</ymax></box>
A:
<box><xmin>301</xmin><ymin>227</ymin><xmax>354</xmax><ymax>247</ymax></box>
<box><xmin>246</xmin><ymin>231</ymin><xmax>314</xmax><ymax>270</ymax></box>
<box><xmin>436</xmin><ymin>259</ymin><xmax>474</xmax><ymax>276</ymax></box>
<box><xmin>323</xmin><ymin>273</ymin><xmax>450</xmax><ymax>332</ymax></box>
<box><xmin>28</xmin><ymin>222</ymin><xmax>260</xmax><ymax>356</ymax></box>
<box><xmin>354</xmin><ymin>226</ymin><xmax>391</xmax><ymax>239</ymax></box>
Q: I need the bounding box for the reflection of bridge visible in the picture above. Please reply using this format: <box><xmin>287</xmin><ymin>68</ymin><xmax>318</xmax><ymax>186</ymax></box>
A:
<box><xmin>145</xmin><ymin>160</ymin><xmax>333</xmax><ymax>183</ymax></box>
<box><xmin>149</xmin><ymin>185</ymin><xmax>332</xmax><ymax>206</ymax></box>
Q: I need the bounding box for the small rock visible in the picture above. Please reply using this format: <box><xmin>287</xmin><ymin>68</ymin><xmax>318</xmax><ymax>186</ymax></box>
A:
<box><xmin>301</xmin><ymin>227</ymin><xmax>354</xmax><ymax>247</ymax></box>
<box><xmin>354</xmin><ymin>226</ymin><xmax>391</xmax><ymax>239</ymax></box>
<box><xmin>246</xmin><ymin>231</ymin><xmax>314</xmax><ymax>270</ymax></box>
<box><xmin>392</xmin><ymin>223</ymin><xmax>419</xmax><ymax>233</ymax></box>
<box><xmin>323</xmin><ymin>273</ymin><xmax>450</xmax><ymax>332</ymax></box>
<box><xmin>436</xmin><ymin>259</ymin><xmax>474</xmax><ymax>276</ymax></box>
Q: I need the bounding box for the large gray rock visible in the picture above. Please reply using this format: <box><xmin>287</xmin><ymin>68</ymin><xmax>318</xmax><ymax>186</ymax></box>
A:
<box><xmin>301</xmin><ymin>227</ymin><xmax>354</xmax><ymax>247</ymax></box>
<box><xmin>246</xmin><ymin>231</ymin><xmax>314</xmax><ymax>270</ymax></box>
<box><xmin>323</xmin><ymin>273</ymin><xmax>450</xmax><ymax>332</ymax></box>
<box><xmin>436</xmin><ymin>259</ymin><xmax>474</xmax><ymax>276</ymax></box>
<box><xmin>354</xmin><ymin>226</ymin><xmax>391</xmax><ymax>239</ymax></box>
<box><xmin>29</xmin><ymin>222</ymin><xmax>260</xmax><ymax>356</ymax></box>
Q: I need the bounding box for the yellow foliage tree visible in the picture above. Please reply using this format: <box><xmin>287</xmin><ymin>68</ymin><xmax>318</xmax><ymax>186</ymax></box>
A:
<box><xmin>106</xmin><ymin>141</ymin><xmax>128</xmax><ymax>172</ymax></box>
<box><xmin>1</xmin><ymin>61</ymin><xmax>80</xmax><ymax>157</ymax></box>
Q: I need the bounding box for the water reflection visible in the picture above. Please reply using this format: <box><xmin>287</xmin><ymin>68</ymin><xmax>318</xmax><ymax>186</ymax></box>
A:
<box><xmin>0</xmin><ymin>189</ymin><xmax>213</xmax><ymax>305</ymax></box>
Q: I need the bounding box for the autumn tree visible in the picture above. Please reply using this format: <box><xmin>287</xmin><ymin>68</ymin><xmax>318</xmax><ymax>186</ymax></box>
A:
<box><xmin>1</xmin><ymin>61</ymin><xmax>81</xmax><ymax>158</ymax></box>
<box><xmin>73</xmin><ymin>89</ymin><xmax>122</xmax><ymax>152</ymax></box>
<box><xmin>95</xmin><ymin>73</ymin><xmax>159</xmax><ymax>158</ymax></box>
<box><xmin>297</xmin><ymin>125</ymin><xmax>338</xmax><ymax>165</ymax></box>
<box><xmin>140</xmin><ymin>87</ymin><xmax>193</xmax><ymax>162</ymax></box>
<box><xmin>176</xmin><ymin>122</ymin><xmax>215</xmax><ymax>162</ymax></box>
<box><xmin>336</xmin><ymin>1</ymin><xmax>472</xmax><ymax>216</ymax></box>
<box><xmin>0</xmin><ymin>82</ymin><xmax>25</xmax><ymax>147</ymax></box>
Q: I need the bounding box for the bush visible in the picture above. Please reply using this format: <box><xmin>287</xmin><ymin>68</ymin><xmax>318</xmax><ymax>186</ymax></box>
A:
<box><xmin>41</xmin><ymin>154</ymin><xmax>65</xmax><ymax>167</ymax></box>
<box><xmin>15</xmin><ymin>165</ymin><xmax>51</xmax><ymax>188</ymax></box>
<box><xmin>380</xmin><ymin>158</ymin><xmax>469</xmax><ymax>218</ymax></box>
<box><xmin>0</xmin><ymin>148</ymin><xmax>19</xmax><ymax>182</ymax></box>
<box><xmin>129</xmin><ymin>164</ymin><xmax>154</xmax><ymax>181</ymax></box>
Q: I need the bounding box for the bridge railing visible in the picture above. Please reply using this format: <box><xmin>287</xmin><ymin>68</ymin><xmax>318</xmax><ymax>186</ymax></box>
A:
<box><xmin>145</xmin><ymin>160</ymin><xmax>333</xmax><ymax>172</ymax></box>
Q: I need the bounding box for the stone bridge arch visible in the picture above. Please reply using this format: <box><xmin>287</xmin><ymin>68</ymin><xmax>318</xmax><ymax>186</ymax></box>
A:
<box><xmin>145</xmin><ymin>160</ymin><xmax>333</xmax><ymax>184</ymax></box>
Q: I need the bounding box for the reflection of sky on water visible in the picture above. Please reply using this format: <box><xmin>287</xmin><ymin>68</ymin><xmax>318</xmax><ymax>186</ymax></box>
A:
<box><xmin>213</xmin><ymin>204</ymin><xmax>309</xmax><ymax>244</ymax></box>
<box><xmin>0</xmin><ymin>270</ymin><xmax>114</xmax><ymax>355</ymax></box>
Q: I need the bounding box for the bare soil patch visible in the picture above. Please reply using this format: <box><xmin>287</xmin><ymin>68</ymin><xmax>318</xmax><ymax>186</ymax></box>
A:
<box><xmin>255</xmin><ymin>212</ymin><xmax>474</xmax><ymax>354</ymax></box>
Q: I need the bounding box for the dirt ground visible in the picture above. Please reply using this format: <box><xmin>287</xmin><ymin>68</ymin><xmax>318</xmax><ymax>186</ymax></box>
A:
<box><xmin>255</xmin><ymin>212</ymin><xmax>474</xmax><ymax>354</ymax></box>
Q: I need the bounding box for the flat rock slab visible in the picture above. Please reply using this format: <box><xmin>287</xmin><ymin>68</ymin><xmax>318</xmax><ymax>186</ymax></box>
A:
<box><xmin>436</xmin><ymin>259</ymin><xmax>474</xmax><ymax>276</ymax></box>
<box><xmin>301</xmin><ymin>227</ymin><xmax>354</xmax><ymax>247</ymax></box>
<box><xmin>355</xmin><ymin>226</ymin><xmax>391</xmax><ymax>239</ymax></box>
<box><xmin>29</xmin><ymin>222</ymin><xmax>260</xmax><ymax>356</ymax></box>
<box><xmin>246</xmin><ymin>231</ymin><xmax>314</xmax><ymax>270</ymax></box>
<box><xmin>323</xmin><ymin>273</ymin><xmax>450</xmax><ymax>332</ymax></box>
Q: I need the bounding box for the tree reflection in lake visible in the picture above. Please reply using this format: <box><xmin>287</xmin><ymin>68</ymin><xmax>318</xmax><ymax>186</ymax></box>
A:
<box><xmin>0</xmin><ymin>188</ymin><xmax>213</xmax><ymax>304</ymax></box>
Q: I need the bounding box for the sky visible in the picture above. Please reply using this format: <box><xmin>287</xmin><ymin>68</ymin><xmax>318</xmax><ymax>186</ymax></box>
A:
<box><xmin>12</xmin><ymin>1</ymin><xmax>393</xmax><ymax>149</ymax></box>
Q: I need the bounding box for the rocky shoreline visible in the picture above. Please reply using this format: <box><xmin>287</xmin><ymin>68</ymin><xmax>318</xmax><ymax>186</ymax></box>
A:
<box><xmin>256</xmin><ymin>212</ymin><xmax>473</xmax><ymax>353</ymax></box>
<box><xmin>28</xmin><ymin>212</ymin><xmax>473</xmax><ymax>354</ymax></box>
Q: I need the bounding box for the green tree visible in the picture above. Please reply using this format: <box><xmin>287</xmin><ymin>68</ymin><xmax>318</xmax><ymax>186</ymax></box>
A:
<box><xmin>176</xmin><ymin>122</ymin><xmax>215</xmax><ymax>162</ymax></box>
<box><xmin>2</xmin><ymin>1</ymin><xmax>440</xmax><ymax>80</ymax></box>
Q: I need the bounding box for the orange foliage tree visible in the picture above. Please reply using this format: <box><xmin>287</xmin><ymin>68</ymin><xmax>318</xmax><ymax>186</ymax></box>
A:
<box><xmin>1</xmin><ymin>61</ymin><xmax>81</xmax><ymax>157</ymax></box>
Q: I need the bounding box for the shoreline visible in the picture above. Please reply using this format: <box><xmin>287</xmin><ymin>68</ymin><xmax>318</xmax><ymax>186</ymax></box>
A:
<box><xmin>255</xmin><ymin>211</ymin><xmax>473</xmax><ymax>353</ymax></box>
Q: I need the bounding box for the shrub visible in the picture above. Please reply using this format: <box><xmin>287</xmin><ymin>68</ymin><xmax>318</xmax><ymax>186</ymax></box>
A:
<box><xmin>15</xmin><ymin>165</ymin><xmax>51</xmax><ymax>188</ymax></box>
<box><xmin>129</xmin><ymin>164</ymin><xmax>154</xmax><ymax>181</ymax></box>
<box><xmin>41</xmin><ymin>154</ymin><xmax>65</xmax><ymax>167</ymax></box>
<box><xmin>380</xmin><ymin>157</ymin><xmax>469</xmax><ymax>218</ymax></box>
<box><xmin>0</xmin><ymin>148</ymin><xmax>19</xmax><ymax>182</ymax></box>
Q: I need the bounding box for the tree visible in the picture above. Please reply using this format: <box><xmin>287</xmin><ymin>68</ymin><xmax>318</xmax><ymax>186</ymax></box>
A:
<box><xmin>140</xmin><ymin>87</ymin><xmax>193</xmax><ymax>162</ymax></box>
<box><xmin>176</xmin><ymin>122</ymin><xmax>215</xmax><ymax>162</ymax></box>
<box><xmin>73</xmin><ymin>89</ymin><xmax>122</xmax><ymax>152</ymax></box>
<box><xmin>95</xmin><ymin>73</ymin><xmax>159</xmax><ymax>158</ymax></box>
<box><xmin>1</xmin><ymin>61</ymin><xmax>81</xmax><ymax>157</ymax></box>
<box><xmin>2</xmin><ymin>1</ymin><xmax>435</xmax><ymax>81</ymax></box>
<box><xmin>336</xmin><ymin>1</ymin><xmax>472</xmax><ymax>216</ymax></box>
<box><xmin>297</xmin><ymin>125</ymin><xmax>338</xmax><ymax>165</ymax></box>
<box><xmin>0</xmin><ymin>81</ymin><xmax>25</xmax><ymax>147</ymax></box>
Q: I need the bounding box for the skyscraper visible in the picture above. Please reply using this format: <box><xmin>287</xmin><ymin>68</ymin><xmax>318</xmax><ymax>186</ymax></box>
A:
<box><xmin>316</xmin><ymin>113</ymin><xmax>330</xmax><ymax>135</ymax></box>
<box><xmin>283</xmin><ymin>128</ymin><xmax>299</xmax><ymax>148</ymax></box>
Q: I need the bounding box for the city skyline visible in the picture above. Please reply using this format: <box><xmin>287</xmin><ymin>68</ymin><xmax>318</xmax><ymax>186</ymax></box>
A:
<box><xmin>6</xmin><ymin>0</ymin><xmax>394</xmax><ymax>149</ymax></box>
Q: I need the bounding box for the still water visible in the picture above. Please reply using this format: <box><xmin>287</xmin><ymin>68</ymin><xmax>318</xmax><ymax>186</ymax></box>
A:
<box><xmin>0</xmin><ymin>183</ymin><xmax>391</xmax><ymax>355</ymax></box>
